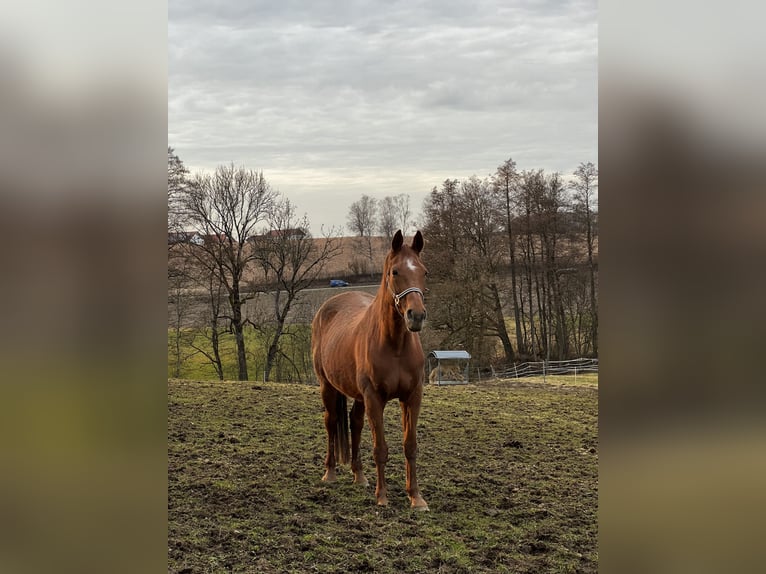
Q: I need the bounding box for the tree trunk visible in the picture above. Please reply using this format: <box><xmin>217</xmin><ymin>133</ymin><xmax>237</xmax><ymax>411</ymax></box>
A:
<box><xmin>541</xmin><ymin>235</ymin><xmax>566</xmax><ymax>360</ymax></box>
<box><xmin>556</xmin><ymin>290</ymin><xmax>569</xmax><ymax>359</ymax></box>
<box><xmin>173</xmin><ymin>322</ymin><xmax>182</xmax><ymax>378</ymax></box>
<box><xmin>504</xmin><ymin>188</ymin><xmax>525</xmax><ymax>356</ymax></box>
<box><xmin>533</xmin><ymin>243</ymin><xmax>547</xmax><ymax>358</ymax></box>
<box><xmin>233</xmin><ymin>321</ymin><xmax>248</xmax><ymax>380</ymax></box>
<box><xmin>488</xmin><ymin>283</ymin><xmax>515</xmax><ymax>363</ymax></box>
<box><xmin>509</xmin><ymin>246</ymin><xmax>524</xmax><ymax>357</ymax></box>
<box><xmin>230</xmin><ymin>284</ymin><xmax>248</xmax><ymax>380</ymax></box>
<box><xmin>518</xmin><ymin>275</ymin><xmax>529</xmax><ymax>354</ymax></box>
<box><xmin>547</xmin><ymin>249</ymin><xmax>569</xmax><ymax>360</ymax></box>
<box><xmin>169</xmin><ymin>277</ymin><xmax>188</xmax><ymax>378</ymax></box>
<box><xmin>263</xmin><ymin>322</ymin><xmax>284</xmax><ymax>382</ymax></box>
<box><xmin>210</xmin><ymin>321</ymin><xmax>224</xmax><ymax>380</ymax></box>
<box><xmin>525</xmin><ymin>229</ymin><xmax>538</xmax><ymax>360</ymax></box>
<box><xmin>586</xmin><ymin>212</ymin><xmax>598</xmax><ymax>356</ymax></box>
<box><xmin>264</xmin><ymin>289</ymin><xmax>295</xmax><ymax>382</ymax></box>
<box><xmin>549</xmin><ymin>267</ymin><xmax>569</xmax><ymax>360</ymax></box>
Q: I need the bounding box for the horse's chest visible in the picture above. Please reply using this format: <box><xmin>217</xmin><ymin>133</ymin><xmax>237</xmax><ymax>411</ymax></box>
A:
<box><xmin>372</xmin><ymin>362</ymin><xmax>404</xmax><ymax>384</ymax></box>
<box><xmin>369</xmin><ymin>355</ymin><xmax>421</xmax><ymax>392</ymax></box>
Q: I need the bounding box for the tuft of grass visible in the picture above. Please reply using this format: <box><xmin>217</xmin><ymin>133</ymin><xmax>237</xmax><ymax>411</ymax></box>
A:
<box><xmin>168</xmin><ymin>376</ymin><xmax>598</xmax><ymax>573</ymax></box>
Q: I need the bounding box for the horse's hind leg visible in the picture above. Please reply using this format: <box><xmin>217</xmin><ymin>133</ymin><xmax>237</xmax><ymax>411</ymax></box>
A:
<box><xmin>350</xmin><ymin>399</ymin><xmax>368</xmax><ymax>486</ymax></box>
<box><xmin>320</xmin><ymin>380</ymin><xmax>338</xmax><ymax>482</ymax></box>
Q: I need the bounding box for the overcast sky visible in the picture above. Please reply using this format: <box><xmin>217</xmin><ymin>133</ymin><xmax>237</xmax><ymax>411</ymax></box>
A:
<box><xmin>169</xmin><ymin>0</ymin><xmax>597</xmax><ymax>235</ymax></box>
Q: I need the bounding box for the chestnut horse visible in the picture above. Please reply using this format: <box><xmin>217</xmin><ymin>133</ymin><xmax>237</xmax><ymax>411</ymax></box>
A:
<box><xmin>311</xmin><ymin>230</ymin><xmax>429</xmax><ymax>510</ymax></box>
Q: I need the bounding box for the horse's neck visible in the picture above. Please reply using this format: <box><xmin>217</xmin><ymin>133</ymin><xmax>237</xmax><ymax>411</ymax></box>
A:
<box><xmin>371</xmin><ymin>288</ymin><xmax>409</xmax><ymax>349</ymax></box>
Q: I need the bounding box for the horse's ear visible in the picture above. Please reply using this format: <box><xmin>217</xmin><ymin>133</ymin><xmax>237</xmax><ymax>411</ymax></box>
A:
<box><xmin>391</xmin><ymin>230</ymin><xmax>404</xmax><ymax>252</ymax></box>
<box><xmin>411</xmin><ymin>230</ymin><xmax>424</xmax><ymax>254</ymax></box>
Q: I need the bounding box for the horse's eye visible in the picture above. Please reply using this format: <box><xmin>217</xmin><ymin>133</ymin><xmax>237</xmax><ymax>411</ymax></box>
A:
<box><xmin>392</xmin><ymin>269</ymin><xmax>398</xmax><ymax>276</ymax></box>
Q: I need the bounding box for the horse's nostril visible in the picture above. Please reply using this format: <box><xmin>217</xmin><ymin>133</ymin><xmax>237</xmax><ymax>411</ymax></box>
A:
<box><xmin>406</xmin><ymin>309</ymin><xmax>413</xmax><ymax>318</ymax></box>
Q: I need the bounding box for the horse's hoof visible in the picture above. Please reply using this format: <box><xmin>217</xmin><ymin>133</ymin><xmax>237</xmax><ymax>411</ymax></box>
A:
<box><xmin>322</xmin><ymin>471</ymin><xmax>336</xmax><ymax>482</ymax></box>
<box><xmin>353</xmin><ymin>475</ymin><xmax>369</xmax><ymax>487</ymax></box>
<box><xmin>376</xmin><ymin>497</ymin><xmax>388</xmax><ymax>507</ymax></box>
<box><xmin>410</xmin><ymin>497</ymin><xmax>429</xmax><ymax>511</ymax></box>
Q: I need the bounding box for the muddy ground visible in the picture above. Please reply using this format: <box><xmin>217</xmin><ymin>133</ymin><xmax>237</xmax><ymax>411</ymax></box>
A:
<box><xmin>168</xmin><ymin>377</ymin><xmax>597</xmax><ymax>573</ymax></box>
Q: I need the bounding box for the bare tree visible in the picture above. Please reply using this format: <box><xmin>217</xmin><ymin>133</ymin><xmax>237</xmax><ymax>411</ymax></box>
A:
<box><xmin>393</xmin><ymin>193</ymin><xmax>413</xmax><ymax>236</ymax></box>
<box><xmin>493</xmin><ymin>158</ymin><xmax>526</xmax><ymax>357</ymax></box>
<box><xmin>181</xmin><ymin>163</ymin><xmax>277</xmax><ymax>380</ymax></box>
<box><xmin>167</xmin><ymin>248</ymin><xmax>196</xmax><ymax>378</ymax></box>
<box><xmin>251</xmin><ymin>199</ymin><xmax>342</xmax><ymax>382</ymax></box>
<box><xmin>346</xmin><ymin>195</ymin><xmax>378</xmax><ymax>273</ymax></box>
<box><xmin>518</xmin><ymin>169</ymin><xmax>545</xmax><ymax>359</ymax></box>
<box><xmin>167</xmin><ymin>148</ymin><xmax>195</xmax><ymax>376</ymax></box>
<box><xmin>421</xmin><ymin>179</ymin><xmax>461</xmax><ymax>256</ymax></box>
<box><xmin>167</xmin><ymin>147</ymin><xmax>189</xmax><ymax>235</ymax></box>
<box><xmin>346</xmin><ymin>195</ymin><xmax>377</xmax><ymax>237</ymax></box>
<box><xmin>461</xmin><ymin>176</ymin><xmax>516</xmax><ymax>364</ymax></box>
<box><xmin>377</xmin><ymin>196</ymin><xmax>398</xmax><ymax>239</ymax></box>
<box><xmin>538</xmin><ymin>172</ymin><xmax>570</xmax><ymax>360</ymax></box>
<box><xmin>571</xmin><ymin>161</ymin><xmax>598</xmax><ymax>355</ymax></box>
<box><xmin>187</xmin><ymin>262</ymin><xmax>229</xmax><ymax>380</ymax></box>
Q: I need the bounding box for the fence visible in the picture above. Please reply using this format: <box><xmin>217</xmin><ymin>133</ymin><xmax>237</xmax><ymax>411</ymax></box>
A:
<box><xmin>493</xmin><ymin>357</ymin><xmax>598</xmax><ymax>379</ymax></box>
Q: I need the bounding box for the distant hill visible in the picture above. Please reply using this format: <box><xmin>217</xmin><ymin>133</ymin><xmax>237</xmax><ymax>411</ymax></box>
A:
<box><xmin>241</xmin><ymin>235</ymin><xmax>393</xmax><ymax>285</ymax></box>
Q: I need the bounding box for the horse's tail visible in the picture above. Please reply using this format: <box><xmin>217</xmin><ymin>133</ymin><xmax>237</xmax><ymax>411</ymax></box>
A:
<box><xmin>334</xmin><ymin>394</ymin><xmax>351</xmax><ymax>465</ymax></box>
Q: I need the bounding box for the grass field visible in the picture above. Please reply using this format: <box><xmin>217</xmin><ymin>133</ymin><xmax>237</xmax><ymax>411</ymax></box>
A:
<box><xmin>168</xmin><ymin>375</ymin><xmax>598</xmax><ymax>573</ymax></box>
<box><xmin>168</xmin><ymin>326</ymin><xmax>314</xmax><ymax>382</ymax></box>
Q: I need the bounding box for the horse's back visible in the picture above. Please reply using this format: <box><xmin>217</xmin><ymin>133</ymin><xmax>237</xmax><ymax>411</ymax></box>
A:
<box><xmin>312</xmin><ymin>291</ymin><xmax>372</xmax><ymax>333</ymax></box>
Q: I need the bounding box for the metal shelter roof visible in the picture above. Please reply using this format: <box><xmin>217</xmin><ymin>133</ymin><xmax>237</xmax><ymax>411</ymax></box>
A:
<box><xmin>428</xmin><ymin>350</ymin><xmax>471</xmax><ymax>360</ymax></box>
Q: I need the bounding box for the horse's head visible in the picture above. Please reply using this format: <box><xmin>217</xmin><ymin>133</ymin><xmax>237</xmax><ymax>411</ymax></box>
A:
<box><xmin>385</xmin><ymin>230</ymin><xmax>428</xmax><ymax>332</ymax></box>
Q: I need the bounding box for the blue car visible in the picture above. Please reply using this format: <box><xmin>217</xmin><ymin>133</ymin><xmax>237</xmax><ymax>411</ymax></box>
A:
<box><xmin>329</xmin><ymin>279</ymin><xmax>349</xmax><ymax>287</ymax></box>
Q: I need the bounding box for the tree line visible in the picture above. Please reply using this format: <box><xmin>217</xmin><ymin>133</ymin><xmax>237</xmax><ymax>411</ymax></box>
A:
<box><xmin>420</xmin><ymin>158</ymin><xmax>598</xmax><ymax>366</ymax></box>
<box><xmin>168</xmin><ymin>148</ymin><xmax>597</xmax><ymax>381</ymax></box>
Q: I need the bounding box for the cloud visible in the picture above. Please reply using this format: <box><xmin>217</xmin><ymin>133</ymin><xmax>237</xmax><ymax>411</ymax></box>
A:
<box><xmin>169</xmin><ymin>0</ymin><xmax>597</xmax><ymax>233</ymax></box>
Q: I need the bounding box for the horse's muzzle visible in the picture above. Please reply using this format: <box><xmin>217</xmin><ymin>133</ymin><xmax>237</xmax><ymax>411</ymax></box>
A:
<box><xmin>405</xmin><ymin>309</ymin><xmax>426</xmax><ymax>332</ymax></box>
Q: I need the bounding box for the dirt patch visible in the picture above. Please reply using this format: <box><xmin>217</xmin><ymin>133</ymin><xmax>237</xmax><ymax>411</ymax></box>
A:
<box><xmin>168</xmin><ymin>379</ymin><xmax>598</xmax><ymax>573</ymax></box>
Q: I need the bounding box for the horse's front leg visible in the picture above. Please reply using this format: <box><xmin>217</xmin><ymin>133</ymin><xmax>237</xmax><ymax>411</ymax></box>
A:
<box><xmin>363</xmin><ymin>389</ymin><xmax>389</xmax><ymax>506</ymax></box>
<box><xmin>400</xmin><ymin>388</ymin><xmax>428</xmax><ymax>511</ymax></box>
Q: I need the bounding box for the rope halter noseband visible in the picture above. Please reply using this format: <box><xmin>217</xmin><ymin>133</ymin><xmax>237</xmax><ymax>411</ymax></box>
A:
<box><xmin>387</xmin><ymin>280</ymin><xmax>425</xmax><ymax>317</ymax></box>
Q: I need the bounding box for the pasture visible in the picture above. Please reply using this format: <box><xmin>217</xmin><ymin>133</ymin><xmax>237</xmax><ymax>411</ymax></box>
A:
<box><xmin>168</xmin><ymin>375</ymin><xmax>598</xmax><ymax>573</ymax></box>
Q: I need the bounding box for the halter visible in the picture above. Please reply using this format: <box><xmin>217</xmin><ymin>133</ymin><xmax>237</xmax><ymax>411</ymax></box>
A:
<box><xmin>387</xmin><ymin>280</ymin><xmax>425</xmax><ymax>316</ymax></box>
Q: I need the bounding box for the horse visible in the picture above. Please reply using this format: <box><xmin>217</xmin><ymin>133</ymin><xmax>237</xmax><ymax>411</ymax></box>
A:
<box><xmin>311</xmin><ymin>230</ymin><xmax>429</xmax><ymax>510</ymax></box>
